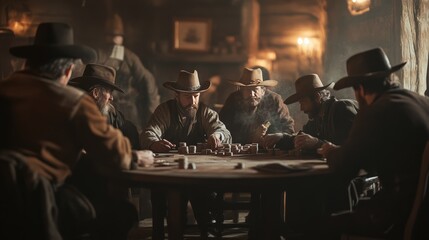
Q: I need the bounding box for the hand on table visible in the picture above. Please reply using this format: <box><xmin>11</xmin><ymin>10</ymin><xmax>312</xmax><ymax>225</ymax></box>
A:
<box><xmin>294</xmin><ymin>133</ymin><xmax>319</xmax><ymax>150</ymax></box>
<box><xmin>150</xmin><ymin>139</ymin><xmax>176</xmax><ymax>153</ymax></box>
<box><xmin>133</xmin><ymin>150</ymin><xmax>155</xmax><ymax>167</ymax></box>
<box><xmin>263</xmin><ymin>133</ymin><xmax>283</xmax><ymax>149</ymax></box>
<box><xmin>207</xmin><ymin>133</ymin><xmax>223</xmax><ymax>149</ymax></box>
<box><xmin>317</xmin><ymin>142</ymin><xmax>338</xmax><ymax>158</ymax></box>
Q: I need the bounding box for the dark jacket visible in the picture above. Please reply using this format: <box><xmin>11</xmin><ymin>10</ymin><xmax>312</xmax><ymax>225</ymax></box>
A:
<box><xmin>303</xmin><ymin>97</ymin><xmax>358</xmax><ymax>145</ymax></box>
<box><xmin>220</xmin><ymin>89</ymin><xmax>295</xmax><ymax>144</ymax></box>
<box><xmin>327</xmin><ymin>88</ymin><xmax>429</xmax><ymax>234</ymax></box>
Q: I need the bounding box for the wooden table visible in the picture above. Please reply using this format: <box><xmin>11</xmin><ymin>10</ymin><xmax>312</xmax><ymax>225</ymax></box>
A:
<box><xmin>121</xmin><ymin>153</ymin><xmax>331</xmax><ymax>240</ymax></box>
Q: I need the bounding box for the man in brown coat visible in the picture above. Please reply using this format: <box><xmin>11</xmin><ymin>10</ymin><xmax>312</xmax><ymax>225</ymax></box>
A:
<box><xmin>220</xmin><ymin>67</ymin><xmax>295</xmax><ymax>145</ymax></box>
<box><xmin>0</xmin><ymin>22</ymin><xmax>152</xmax><ymax>240</ymax></box>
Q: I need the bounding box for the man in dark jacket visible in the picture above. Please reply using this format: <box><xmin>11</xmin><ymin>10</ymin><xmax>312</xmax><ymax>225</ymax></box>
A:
<box><xmin>265</xmin><ymin>74</ymin><xmax>358</xmax><ymax>154</ymax></box>
<box><xmin>220</xmin><ymin>67</ymin><xmax>295</xmax><ymax>145</ymax></box>
<box><xmin>318</xmin><ymin>48</ymin><xmax>429</xmax><ymax>239</ymax></box>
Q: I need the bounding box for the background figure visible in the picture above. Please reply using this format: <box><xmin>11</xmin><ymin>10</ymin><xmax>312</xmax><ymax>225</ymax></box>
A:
<box><xmin>0</xmin><ymin>28</ymin><xmax>15</xmax><ymax>80</ymax></box>
<box><xmin>96</xmin><ymin>13</ymin><xmax>160</xmax><ymax>132</ymax></box>
<box><xmin>200</xmin><ymin>74</ymin><xmax>222</xmax><ymax>110</ymax></box>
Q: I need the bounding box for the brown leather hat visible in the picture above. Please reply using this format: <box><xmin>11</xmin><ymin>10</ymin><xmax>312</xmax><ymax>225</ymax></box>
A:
<box><xmin>229</xmin><ymin>67</ymin><xmax>278</xmax><ymax>87</ymax></box>
<box><xmin>284</xmin><ymin>74</ymin><xmax>333</xmax><ymax>104</ymax></box>
<box><xmin>163</xmin><ymin>70</ymin><xmax>211</xmax><ymax>93</ymax></box>
<box><xmin>69</xmin><ymin>64</ymin><xmax>124</xmax><ymax>93</ymax></box>
<box><xmin>334</xmin><ymin>47</ymin><xmax>406</xmax><ymax>90</ymax></box>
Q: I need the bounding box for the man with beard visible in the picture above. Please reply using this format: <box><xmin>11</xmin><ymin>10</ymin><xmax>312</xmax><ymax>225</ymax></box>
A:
<box><xmin>0</xmin><ymin>22</ymin><xmax>153</xmax><ymax>240</ymax></box>
<box><xmin>220</xmin><ymin>67</ymin><xmax>295</xmax><ymax>145</ymax></box>
<box><xmin>264</xmin><ymin>74</ymin><xmax>358</xmax><ymax>154</ymax></box>
<box><xmin>69</xmin><ymin>63</ymin><xmax>139</xmax><ymax>148</ymax></box>
<box><xmin>315</xmin><ymin>48</ymin><xmax>429</xmax><ymax>239</ymax></box>
<box><xmin>141</xmin><ymin>70</ymin><xmax>231</xmax><ymax>151</ymax></box>
<box><xmin>263</xmin><ymin>74</ymin><xmax>359</xmax><ymax>234</ymax></box>
<box><xmin>141</xmin><ymin>70</ymin><xmax>231</xmax><ymax>237</ymax></box>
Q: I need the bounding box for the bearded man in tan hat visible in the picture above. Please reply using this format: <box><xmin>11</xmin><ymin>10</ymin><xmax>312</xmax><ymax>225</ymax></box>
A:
<box><xmin>0</xmin><ymin>22</ymin><xmax>153</xmax><ymax>240</ymax></box>
<box><xmin>220</xmin><ymin>67</ymin><xmax>295</xmax><ymax>145</ymax></box>
<box><xmin>265</xmin><ymin>74</ymin><xmax>358</xmax><ymax>154</ymax></box>
<box><xmin>141</xmin><ymin>69</ymin><xmax>231</xmax><ymax>151</ymax></box>
<box><xmin>141</xmin><ymin>70</ymin><xmax>231</xmax><ymax>236</ymax></box>
<box><xmin>96</xmin><ymin>13</ymin><xmax>160</xmax><ymax>132</ymax></box>
<box><xmin>313</xmin><ymin>48</ymin><xmax>429</xmax><ymax>238</ymax></box>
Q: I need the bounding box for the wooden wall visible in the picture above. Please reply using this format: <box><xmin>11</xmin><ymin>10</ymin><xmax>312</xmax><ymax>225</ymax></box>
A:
<box><xmin>259</xmin><ymin>0</ymin><xmax>327</xmax><ymax>130</ymax></box>
<box><xmin>325</xmin><ymin>0</ymin><xmax>429</xmax><ymax>99</ymax></box>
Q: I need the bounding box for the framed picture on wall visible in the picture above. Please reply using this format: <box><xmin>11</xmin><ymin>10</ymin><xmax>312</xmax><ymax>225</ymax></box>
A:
<box><xmin>173</xmin><ymin>18</ymin><xmax>211</xmax><ymax>52</ymax></box>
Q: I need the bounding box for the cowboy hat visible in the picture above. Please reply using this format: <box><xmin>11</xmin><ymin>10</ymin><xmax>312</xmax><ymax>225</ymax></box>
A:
<box><xmin>284</xmin><ymin>74</ymin><xmax>333</xmax><ymax>104</ymax></box>
<box><xmin>69</xmin><ymin>64</ymin><xmax>124</xmax><ymax>93</ymax></box>
<box><xmin>334</xmin><ymin>47</ymin><xmax>406</xmax><ymax>90</ymax></box>
<box><xmin>163</xmin><ymin>70</ymin><xmax>211</xmax><ymax>93</ymax></box>
<box><xmin>9</xmin><ymin>22</ymin><xmax>96</xmax><ymax>62</ymax></box>
<box><xmin>229</xmin><ymin>67</ymin><xmax>278</xmax><ymax>87</ymax></box>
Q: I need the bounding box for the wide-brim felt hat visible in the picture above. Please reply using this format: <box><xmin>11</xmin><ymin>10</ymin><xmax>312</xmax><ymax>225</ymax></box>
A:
<box><xmin>69</xmin><ymin>63</ymin><xmax>124</xmax><ymax>93</ymax></box>
<box><xmin>10</xmin><ymin>22</ymin><xmax>96</xmax><ymax>63</ymax></box>
<box><xmin>284</xmin><ymin>74</ymin><xmax>333</xmax><ymax>104</ymax></box>
<box><xmin>334</xmin><ymin>47</ymin><xmax>406</xmax><ymax>90</ymax></box>
<box><xmin>229</xmin><ymin>67</ymin><xmax>278</xmax><ymax>87</ymax></box>
<box><xmin>163</xmin><ymin>70</ymin><xmax>211</xmax><ymax>93</ymax></box>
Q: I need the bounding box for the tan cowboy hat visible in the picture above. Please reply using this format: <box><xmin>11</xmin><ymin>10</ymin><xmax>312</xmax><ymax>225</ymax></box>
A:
<box><xmin>334</xmin><ymin>47</ymin><xmax>407</xmax><ymax>90</ymax></box>
<box><xmin>10</xmin><ymin>22</ymin><xmax>95</xmax><ymax>62</ymax></box>
<box><xmin>163</xmin><ymin>70</ymin><xmax>211</xmax><ymax>93</ymax></box>
<box><xmin>229</xmin><ymin>67</ymin><xmax>278</xmax><ymax>87</ymax></box>
<box><xmin>69</xmin><ymin>64</ymin><xmax>124</xmax><ymax>93</ymax></box>
<box><xmin>284</xmin><ymin>74</ymin><xmax>333</xmax><ymax>104</ymax></box>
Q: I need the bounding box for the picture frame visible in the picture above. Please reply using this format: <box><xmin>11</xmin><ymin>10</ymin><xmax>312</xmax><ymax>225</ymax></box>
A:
<box><xmin>173</xmin><ymin>18</ymin><xmax>211</xmax><ymax>52</ymax></box>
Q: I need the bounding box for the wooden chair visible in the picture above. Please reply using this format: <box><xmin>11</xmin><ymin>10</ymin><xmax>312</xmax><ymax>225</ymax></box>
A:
<box><xmin>403</xmin><ymin>141</ymin><xmax>429</xmax><ymax>240</ymax></box>
<box><xmin>343</xmin><ymin>141</ymin><xmax>429</xmax><ymax>240</ymax></box>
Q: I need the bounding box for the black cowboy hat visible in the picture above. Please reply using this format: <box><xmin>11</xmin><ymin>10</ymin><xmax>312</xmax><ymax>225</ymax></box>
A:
<box><xmin>69</xmin><ymin>64</ymin><xmax>124</xmax><ymax>93</ymax></box>
<box><xmin>163</xmin><ymin>70</ymin><xmax>211</xmax><ymax>93</ymax></box>
<box><xmin>10</xmin><ymin>22</ymin><xmax>96</xmax><ymax>62</ymax></box>
<box><xmin>284</xmin><ymin>74</ymin><xmax>333</xmax><ymax>104</ymax></box>
<box><xmin>334</xmin><ymin>47</ymin><xmax>406</xmax><ymax>90</ymax></box>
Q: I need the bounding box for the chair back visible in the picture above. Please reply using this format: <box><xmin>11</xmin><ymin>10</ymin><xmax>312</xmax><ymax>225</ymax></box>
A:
<box><xmin>403</xmin><ymin>141</ymin><xmax>429</xmax><ymax>240</ymax></box>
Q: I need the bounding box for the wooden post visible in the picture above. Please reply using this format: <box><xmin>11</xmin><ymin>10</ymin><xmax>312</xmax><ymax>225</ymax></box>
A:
<box><xmin>241</xmin><ymin>0</ymin><xmax>260</xmax><ymax>61</ymax></box>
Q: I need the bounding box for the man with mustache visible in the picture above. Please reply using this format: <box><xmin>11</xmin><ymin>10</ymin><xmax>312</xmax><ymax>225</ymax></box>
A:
<box><xmin>141</xmin><ymin>70</ymin><xmax>231</xmax><ymax>151</ymax></box>
<box><xmin>141</xmin><ymin>70</ymin><xmax>231</xmax><ymax>236</ymax></box>
<box><xmin>265</xmin><ymin>74</ymin><xmax>358</xmax><ymax>155</ymax></box>
<box><xmin>69</xmin><ymin>63</ymin><xmax>140</xmax><ymax>149</ymax></box>
<box><xmin>220</xmin><ymin>67</ymin><xmax>295</xmax><ymax>145</ymax></box>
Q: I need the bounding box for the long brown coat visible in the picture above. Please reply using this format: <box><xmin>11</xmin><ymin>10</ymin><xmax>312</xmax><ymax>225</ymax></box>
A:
<box><xmin>0</xmin><ymin>71</ymin><xmax>132</xmax><ymax>184</ymax></box>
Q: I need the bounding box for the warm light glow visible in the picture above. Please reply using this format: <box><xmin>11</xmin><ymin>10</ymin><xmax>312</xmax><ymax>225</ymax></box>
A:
<box><xmin>6</xmin><ymin>3</ymin><xmax>33</xmax><ymax>36</ymax></box>
<box><xmin>348</xmin><ymin>0</ymin><xmax>371</xmax><ymax>15</ymax></box>
<box><xmin>296</xmin><ymin>36</ymin><xmax>321</xmax><ymax>59</ymax></box>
